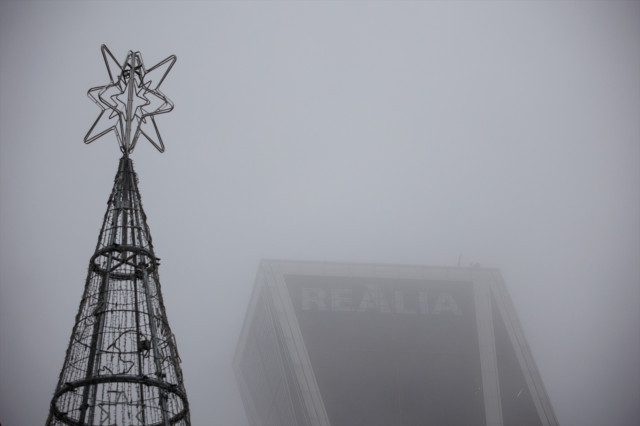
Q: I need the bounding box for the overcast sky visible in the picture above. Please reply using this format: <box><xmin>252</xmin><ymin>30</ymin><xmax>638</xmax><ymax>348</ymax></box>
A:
<box><xmin>0</xmin><ymin>1</ymin><xmax>638</xmax><ymax>425</ymax></box>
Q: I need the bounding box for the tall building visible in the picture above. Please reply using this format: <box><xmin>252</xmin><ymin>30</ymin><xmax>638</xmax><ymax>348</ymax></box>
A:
<box><xmin>234</xmin><ymin>260</ymin><xmax>557</xmax><ymax>426</ymax></box>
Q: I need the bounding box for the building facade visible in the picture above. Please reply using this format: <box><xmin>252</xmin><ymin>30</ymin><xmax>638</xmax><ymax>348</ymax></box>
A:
<box><xmin>234</xmin><ymin>260</ymin><xmax>557</xmax><ymax>426</ymax></box>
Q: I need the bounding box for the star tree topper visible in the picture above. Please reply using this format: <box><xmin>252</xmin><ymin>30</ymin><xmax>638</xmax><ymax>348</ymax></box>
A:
<box><xmin>85</xmin><ymin>45</ymin><xmax>176</xmax><ymax>154</ymax></box>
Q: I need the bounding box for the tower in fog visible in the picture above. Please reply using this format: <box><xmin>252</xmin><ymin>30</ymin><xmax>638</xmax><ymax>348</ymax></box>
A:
<box><xmin>234</xmin><ymin>260</ymin><xmax>558</xmax><ymax>426</ymax></box>
<box><xmin>47</xmin><ymin>45</ymin><xmax>189</xmax><ymax>425</ymax></box>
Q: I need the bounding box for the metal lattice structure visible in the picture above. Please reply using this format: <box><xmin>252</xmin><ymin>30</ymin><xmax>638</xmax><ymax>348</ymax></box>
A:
<box><xmin>47</xmin><ymin>45</ymin><xmax>189</xmax><ymax>426</ymax></box>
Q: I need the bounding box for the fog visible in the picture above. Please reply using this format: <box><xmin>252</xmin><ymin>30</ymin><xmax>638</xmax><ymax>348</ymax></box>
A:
<box><xmin>0</xmin><ymin>1</ymin><xmax>638</xmax><ymax>425</ymax></box>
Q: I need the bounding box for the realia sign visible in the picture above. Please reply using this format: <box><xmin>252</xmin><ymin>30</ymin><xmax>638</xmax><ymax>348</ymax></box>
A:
<box><xmin>299</xmin><ymin>286</ymin><xmax>463</xmax><ymax>315</ymax></box>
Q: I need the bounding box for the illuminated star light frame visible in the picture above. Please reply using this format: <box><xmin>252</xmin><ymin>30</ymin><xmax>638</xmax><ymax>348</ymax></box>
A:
<box><xmin>85</xmin><ymin>44</ymin><xmax>176</xmax><ymax>154</ymax></box>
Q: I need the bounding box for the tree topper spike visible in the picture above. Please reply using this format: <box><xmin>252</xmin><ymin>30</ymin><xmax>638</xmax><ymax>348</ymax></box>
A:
<box><xmin>84</xmin><ymin>44</ymin><xmax>176</xmax><ymax>154</ymax></box>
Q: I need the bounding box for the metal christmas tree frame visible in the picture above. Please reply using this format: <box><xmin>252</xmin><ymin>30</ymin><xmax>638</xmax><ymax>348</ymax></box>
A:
<box><xmin>47</xmin><ymin>45</ymin><xmax>189</xmax><ymax>426</ymax></box>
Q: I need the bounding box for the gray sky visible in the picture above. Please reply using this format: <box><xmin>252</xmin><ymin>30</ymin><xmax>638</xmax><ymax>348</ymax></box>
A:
<box><xmin>0</xmin><ymin>1</ymin><xmax>638</xmax><ymax>425</ymax></box>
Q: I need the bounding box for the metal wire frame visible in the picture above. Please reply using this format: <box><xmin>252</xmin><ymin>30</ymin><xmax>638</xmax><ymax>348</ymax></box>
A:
<box><xmin>47</xmin><ymin>156</ymin><xmax>190</xmax><ymax>425</ymax></box>
<box><xmin>84</xmin><ymin>45</ymin><xmax>176</xmax><ymax>154</ymax></box>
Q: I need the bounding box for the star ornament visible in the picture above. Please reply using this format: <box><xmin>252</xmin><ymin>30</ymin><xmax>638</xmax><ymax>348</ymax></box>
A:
<box><xmin>84</xmin><ymin>44</ymin><xmax>176</xmax><ymax>154</ymax></box>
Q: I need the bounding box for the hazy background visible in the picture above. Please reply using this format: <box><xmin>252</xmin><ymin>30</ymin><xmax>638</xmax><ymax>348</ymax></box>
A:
<box><xmin>1</xmin><ymin>1</ymin><xmax>638</xmax><ymax>425</ymax></box>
